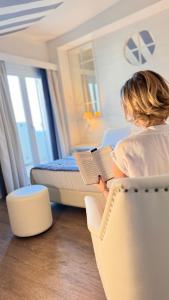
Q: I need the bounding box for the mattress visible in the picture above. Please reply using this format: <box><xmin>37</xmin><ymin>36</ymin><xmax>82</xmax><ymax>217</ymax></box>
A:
<box><xmin>31</xmin><ymin>168</ymin><xmax>98</xmax><ymax>193</ymax></box>
<box><xmin>31</xmin><ymin>156</ymin><xmax>111</xmax><ymax>207</ymax></box>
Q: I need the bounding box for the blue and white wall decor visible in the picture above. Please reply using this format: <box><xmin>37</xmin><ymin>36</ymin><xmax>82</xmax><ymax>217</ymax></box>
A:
<box><xmin>0</xmin><ymin>0</ymin><xmax>63</xmax><ymax>36</ymax></box>
<box><xmin>124</xmin><ymin>30</ymin><xmax>156</xmax><ymax>65</ymax></box>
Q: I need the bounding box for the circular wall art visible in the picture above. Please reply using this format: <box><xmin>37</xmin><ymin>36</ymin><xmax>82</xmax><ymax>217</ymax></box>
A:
<box><xmin>124</xmin><ymin>30</ymin><xmax>156</xmax><ymax>65</ymax></box>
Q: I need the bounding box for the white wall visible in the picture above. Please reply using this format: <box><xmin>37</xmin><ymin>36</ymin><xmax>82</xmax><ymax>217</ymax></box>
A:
<box><xmin>48</xmin><ymin>5</ymin><xmax>169</xmax><ymax>146</ymax></box>
<box><xmin>77</xmin><ymin>8</ymin><xmax>169</xmax><ymax>144</ymax></box>
<box><xmin>47</xmin><ymin>0</ymin><xmax>169</xmax><ymax>147</ymax></box>
<box><xmin>0</xmin><ymin>33</ymin><xmax>49</xmax><ymax>62</ymax></box>
<box><xmin>90</xmin><ymin>8</ymin><xmax>169</xmax><ymax>143</ymax></box>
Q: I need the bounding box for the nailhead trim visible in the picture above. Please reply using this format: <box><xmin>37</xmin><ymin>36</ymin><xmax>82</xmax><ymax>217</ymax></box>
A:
<box><xmin>100</xmin><ymin>185</ymin><xmax>122</xmax><ymax>240</ymax></box>
<box><xmin>100</xmin><ymin>185</ymin><xmax>169</xmax><ymax>240</ymax></box>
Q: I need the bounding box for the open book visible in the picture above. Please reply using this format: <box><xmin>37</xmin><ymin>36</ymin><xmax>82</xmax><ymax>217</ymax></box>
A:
<box><xmin>74</xmin><ymin>146</ymin><xmax>114</xmax><ymax>185</ymax></box>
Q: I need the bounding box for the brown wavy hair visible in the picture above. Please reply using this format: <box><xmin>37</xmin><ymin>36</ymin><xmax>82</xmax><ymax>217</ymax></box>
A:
<box><xmin>121</xmin><ymin>70</ymin><xmax>169</xmax><ymax>126</ymax></box>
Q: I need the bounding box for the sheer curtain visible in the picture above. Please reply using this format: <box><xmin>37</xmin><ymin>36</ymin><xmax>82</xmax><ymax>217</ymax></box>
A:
<box><xmin>46</xmin><ymin>70</ymin><xmax>70</xmax><ymax>157</ymax></box>
<box><xmin>0</xmin><ymin>61</ymin><xmax>29</xmax><ymax>193</ymax></box>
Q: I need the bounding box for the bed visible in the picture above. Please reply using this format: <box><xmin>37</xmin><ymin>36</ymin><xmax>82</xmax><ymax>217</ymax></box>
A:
<box><xmin>31</xmin><ymin>156</ymin><xmax>105</xmax><ymax>208</ymax></box>
<box><xmin>31</xmin><ymin>127</ymin><xmax>131</xmax><ymax>208</ymax></box>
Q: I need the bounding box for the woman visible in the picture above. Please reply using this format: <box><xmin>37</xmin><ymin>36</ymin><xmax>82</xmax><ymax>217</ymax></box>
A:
<box><xmin>97</xmin><ymin>70</ymin><xmax>169</xmax><ymax>198</ymax></box>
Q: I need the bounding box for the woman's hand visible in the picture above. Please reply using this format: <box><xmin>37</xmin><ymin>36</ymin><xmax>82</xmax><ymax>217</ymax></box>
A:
<box><xmin>96</xmin><ymin>175</ymin><xmax>107</xmax><ymax>192</ymax></box>
<box><xmin>95</xmin><ymin>175</ymin><xmax>109</xmax><ymax>199</ymax></box>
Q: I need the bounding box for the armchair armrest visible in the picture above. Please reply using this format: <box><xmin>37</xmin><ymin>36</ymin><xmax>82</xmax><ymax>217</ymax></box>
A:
<box><xmin>85</xmin><ymin>196</ymin><xmax>105</xmax><ymax>235</ymax></box>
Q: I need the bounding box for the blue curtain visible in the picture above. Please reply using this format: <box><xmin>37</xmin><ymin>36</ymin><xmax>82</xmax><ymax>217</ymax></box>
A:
<box><xmin>0</xmin><ymin>164</ymin><xmax>6</xmax><ymax>198</ymax></box>
<box><xmin>39</xmin><ymin>69</ymin><xmax>60</xmax><ymax>160</ymax></box>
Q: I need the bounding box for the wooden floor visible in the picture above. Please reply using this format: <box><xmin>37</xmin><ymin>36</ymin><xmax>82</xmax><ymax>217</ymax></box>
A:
<box><xmin>0</xmin><ymin>199</ymin><xmax>106</xmax><ymax>300</ymax></box>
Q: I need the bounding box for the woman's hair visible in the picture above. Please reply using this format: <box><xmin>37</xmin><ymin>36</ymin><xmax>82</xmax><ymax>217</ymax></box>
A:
<box><xmin>121</xmin><ymin>70</ymin><xmax>169</xmax><ymax>126</ymax></box>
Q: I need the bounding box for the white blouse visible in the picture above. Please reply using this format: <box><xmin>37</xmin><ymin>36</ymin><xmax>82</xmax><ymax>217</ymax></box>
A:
<box><xmin>111</xmin><ymin>124</ymin><xmax>169</xmax><ymax>177</ymax></box>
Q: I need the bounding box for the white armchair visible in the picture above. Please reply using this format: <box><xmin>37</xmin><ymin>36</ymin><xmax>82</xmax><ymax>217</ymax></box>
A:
<box><xmin>85</xmin><ymin>175</ymin><xmax>169</xmax><ymax>300</ymax></box>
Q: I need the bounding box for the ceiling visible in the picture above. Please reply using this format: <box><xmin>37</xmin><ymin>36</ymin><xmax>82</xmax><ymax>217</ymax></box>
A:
<box><xmin>0</xmin><ymin>0</ymin><xmax>63</xmax><ymax>37</ymax></box>
<box><xmin>21</xmin><ymin>0</ymin><xmax>119</xmax><ymax>42</ymax></box>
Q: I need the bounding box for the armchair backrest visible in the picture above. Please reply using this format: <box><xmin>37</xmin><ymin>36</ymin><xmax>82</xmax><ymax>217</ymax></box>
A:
<box><xmin>92</xmin><ymin>174</ymin><xmax>169</xmax><ymax>300</ymax></box>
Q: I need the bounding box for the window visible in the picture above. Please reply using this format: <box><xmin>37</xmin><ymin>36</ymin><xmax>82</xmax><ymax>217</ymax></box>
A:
<box><xmin>7</xmin><ymin>65</ymin><xmax>55</xmax><ymax>175</ymax></box>
<box><xmin>69</xmin><ymin>42</ymin><xmax>100</xmax><ymax>116</ymax></box>
<box><xmin>124</xmin><ymin>30</ymin><xmax>156</xmax><ymax>65</ymax></box>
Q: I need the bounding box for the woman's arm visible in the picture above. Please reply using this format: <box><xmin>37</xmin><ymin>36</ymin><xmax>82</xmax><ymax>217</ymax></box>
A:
<box><xmin>112</xmin><ymin>161</ymin><xmax>127</xmax><ymax>178</ymax></box>
<box><xmin>96</xmin><ymin>162</ymin><xmax>127</xmax><ymax>199</ymax></box>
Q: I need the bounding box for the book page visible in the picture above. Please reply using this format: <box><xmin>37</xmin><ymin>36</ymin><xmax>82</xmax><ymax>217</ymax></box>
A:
<box><xmin>92</xmin><ymin>146</ymin><xmax>114</xmax><ymax>181</ymax></box>
<box><xmin>74</xmin><ymin>151</ymin><xmax>100</xmax><ymax>184</ymax></box>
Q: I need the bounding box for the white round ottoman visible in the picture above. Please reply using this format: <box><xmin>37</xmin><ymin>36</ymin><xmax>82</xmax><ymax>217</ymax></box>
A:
<box><xmin>6</xmin><ymin>185</ymin><xmax>53</xmax><ymax>237</ymax></box>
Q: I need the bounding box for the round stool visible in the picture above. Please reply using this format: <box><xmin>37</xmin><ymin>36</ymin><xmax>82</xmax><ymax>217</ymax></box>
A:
<box><xmin>6</xmin><ymin>185</ymin><xmax>53</xmax><ymax>237</ymax></box>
